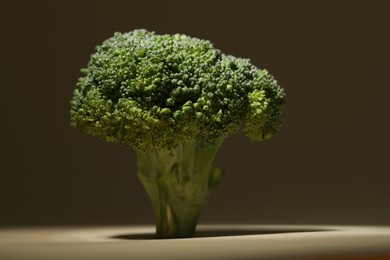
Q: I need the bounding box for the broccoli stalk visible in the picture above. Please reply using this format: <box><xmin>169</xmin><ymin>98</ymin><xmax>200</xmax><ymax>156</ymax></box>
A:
<box><xmin>70</xmin><ymin>29</ymin><xmax>285</xmax><ymax>238</ymax></box>
<box><xmin>137</xmin><ymin>139</ymin><xmax>223</xmax><ymax>238</ymax></box>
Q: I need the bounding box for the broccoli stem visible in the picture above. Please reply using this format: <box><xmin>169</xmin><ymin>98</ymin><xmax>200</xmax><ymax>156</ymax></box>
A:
<box><xmin>136</xmin><ymin>139</ymin><xmax>223</xmax><ymax>238</ymax></box>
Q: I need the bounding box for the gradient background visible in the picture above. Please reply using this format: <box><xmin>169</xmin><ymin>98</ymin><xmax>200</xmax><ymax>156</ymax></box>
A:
<box><xmin>1</xmin><ymin>0</ymin><xmax>389</xmax><ymax>227</ymax></box>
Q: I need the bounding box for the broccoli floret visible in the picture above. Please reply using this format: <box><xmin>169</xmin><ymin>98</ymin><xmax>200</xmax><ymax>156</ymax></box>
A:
<box><xmin>70</xmin><ymin>29</ymin><xmax>285</xmax><ymax>238</ymax></box>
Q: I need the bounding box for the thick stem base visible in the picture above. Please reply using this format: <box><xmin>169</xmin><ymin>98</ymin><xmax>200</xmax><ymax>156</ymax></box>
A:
<box><xmin>136</xmin><ymin>140</ymin><xmax>223</xmax><ymax>239</ymax></box>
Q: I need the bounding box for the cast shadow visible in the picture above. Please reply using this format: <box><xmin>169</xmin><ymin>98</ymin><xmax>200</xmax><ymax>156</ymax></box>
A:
<box><xmin>111</xmin><ymin>227</ymin><xmax>333</xmax><ymax>240</ymax></box>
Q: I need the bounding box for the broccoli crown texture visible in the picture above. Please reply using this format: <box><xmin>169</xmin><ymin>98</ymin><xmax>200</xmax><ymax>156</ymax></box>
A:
<box><xmin>70</xmin><ymin>29</ymin><xmax>285</xmax><ymax>151</ymax></box>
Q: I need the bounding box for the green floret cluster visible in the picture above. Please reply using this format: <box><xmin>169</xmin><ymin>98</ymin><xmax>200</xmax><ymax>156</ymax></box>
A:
<box><xmin>70</xmin><ymin>29</ymin><xmax>286</xmax><ymax>239</ymax></box>
<box><xmin>70</xmin><ymin>29</ymin><xmax>285</xmax><ymax>151</ymax></box>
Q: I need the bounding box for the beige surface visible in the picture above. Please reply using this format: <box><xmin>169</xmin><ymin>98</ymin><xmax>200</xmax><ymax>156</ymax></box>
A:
<box><xmin>0</xmin><ymin>225</ymin><xmax>390</xmax><ymax>260</ymax></box>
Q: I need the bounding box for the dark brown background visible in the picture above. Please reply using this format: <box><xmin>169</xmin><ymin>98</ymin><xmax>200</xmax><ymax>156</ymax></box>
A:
<box><xmin>1</xmin><ymin>0</ymin><xmax>389</xmax><ymax>226</ymax></box>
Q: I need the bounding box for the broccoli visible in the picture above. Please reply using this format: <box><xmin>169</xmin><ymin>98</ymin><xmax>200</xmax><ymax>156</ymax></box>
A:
<box><xmin>70</xmin><ymin>29</ymin><xmax>285</xmax><ymax>238</ymax></box>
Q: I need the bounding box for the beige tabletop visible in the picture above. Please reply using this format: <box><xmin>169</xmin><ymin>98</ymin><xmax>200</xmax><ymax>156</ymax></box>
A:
<box><xmin>0</xmin><ymin>225</ymin><xmax>390</xmax><ymax>260</ymax></box>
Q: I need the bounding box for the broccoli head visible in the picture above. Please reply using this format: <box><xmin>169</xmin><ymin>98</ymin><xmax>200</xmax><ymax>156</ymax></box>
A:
<box><xmin>70</xmin><ymin>29</ymin><xmax>285</xmax><ymax>238</ymax></box>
